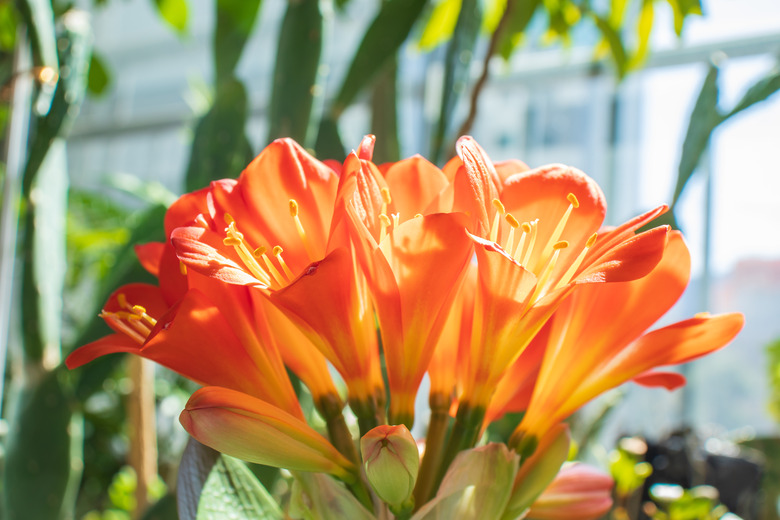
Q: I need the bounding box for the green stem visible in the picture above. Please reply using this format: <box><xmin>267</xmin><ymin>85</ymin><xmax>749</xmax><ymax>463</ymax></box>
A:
<box><xmin>413</xmin><ymin>400</ymin><xmax>451</xmax><ymax>507</ymax></box>
<box><xmin>434</xmin><ymin>403</ymin><xmax>485</xmax><ymax>490</ymax></box>
<box><xmin>318</xmin><ymin>394</ymin><xmax>359</xmax><ymax>467</ymax></box>
<box><xmin>351</xmin><ymin>396</ymin><xmax>380</xmax><ymax>438</ymax></box>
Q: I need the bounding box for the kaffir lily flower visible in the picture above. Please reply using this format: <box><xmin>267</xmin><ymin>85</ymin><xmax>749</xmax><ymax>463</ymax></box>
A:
<box><xmin>65</xmin><ymin>134</ymin><xmax>743</xmax><ymax>519</ymax></box>
<box><xmin>170</xmin><ymin>139</ymin><xmax>385</xmax><ymax>418</ymax></box>
<box><xmin>524</xmin><ymin>463</ymin><xmax>615</xmax><ymax>520</ymax></box>
<box><xmin>509</xmin><ymin>231</ymin><xmax>744</xmax><ymax>454</ymax></box>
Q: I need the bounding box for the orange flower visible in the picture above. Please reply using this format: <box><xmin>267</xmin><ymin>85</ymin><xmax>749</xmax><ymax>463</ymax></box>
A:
<box><xmin>510</xmin><ymin>231</ymin><xmax>744</xmax><ymax>453</ymax></box>
<box><xmin>454</xmin><ymin>137</ymin><xmax>672</xmax><ymax>411</ymax></box>
<box><xmin>335</xmin><ymin>137</ymin><xmax>474</xmax><ymax>426</ymax></box>
<box><xmin>169</xmin><ymin>139</ymin><xmax>384</xmax><ymax>409</ymax></box>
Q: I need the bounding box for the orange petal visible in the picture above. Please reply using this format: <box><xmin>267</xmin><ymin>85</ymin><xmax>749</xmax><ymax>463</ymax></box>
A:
<box><xmin>494</xmin><ymin>159</ymin><xmax>529</xmax><ymax>185</ymax></box>
<box><xmin>171</xmin><ymin>226</ymin><xmax>264</xmax><ymax>287</ymax></box>
<box><xmin>501</xmin><ymin>164</ymin><xmax>606</xmax><ymax>274</ymax></box>
<box><xmin>180</xmin><ymin>386</ymin><xmax>355</xmax><ymax>480</ymax></box>
<box><xmin>235</xmin><ymin>138</ymin><xmax>338</xmax><ymax>263</ymax></box>
<box><xmin>373</xmin><ymin>213</ymin><xmax>474</xmax><ymax>421</ymax></box>
<box><xmin>632</xmin><ymin>371</ymin><xmax>687</xmax><ymax>390</ymax></box>
<box><xmin>576</xmin><ymin>225</ymin><xmax>669</xmax><ymax>284</ymax></box>
<box><xmin>164</xmin><ymin>184</ymin><xmax>215</xmax><ymax>237</ymax></box>
<box><xmin>383</xmin><ymin>155</ymin><xmax>449</xmax><ymax>219</ymax></box>
<box><xmin>453</xmin><ymin>136</ymin><xmax>501</xmax><ymax>234</ymax></box>
<box><xmin>134</xmin><ymin>242</ymin><xmax>165</xmax><ymax>278</ymax></box>
<box><xmin>66</xmin><ymin>333</ymin><xmax>141</xmax><ymax>369</ymax></box>
<box><xmin>269</xmin><ymin>247</ymin><xmax>378</xmax><ymax>402</ymax></box>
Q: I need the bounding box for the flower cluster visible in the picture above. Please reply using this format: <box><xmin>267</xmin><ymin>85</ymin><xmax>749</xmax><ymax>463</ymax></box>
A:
<box><xmin>67</xmin><ymin>136</ymin><xmax>743</xmax><ymax>519</ymax></box>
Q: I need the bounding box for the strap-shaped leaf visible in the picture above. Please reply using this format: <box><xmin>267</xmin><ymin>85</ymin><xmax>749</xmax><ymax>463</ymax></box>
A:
<box><xmin>3</xmin><ymin>369</ymin><xmax>73</xmax><ymax>520</ymax></box>
<box><xmin>430</xmin><ymin>0</ymin><xmax>482</xmax><ymax>163</ymax></box>
<box><xmin>267</xmin><ymin>0</ymin><xmax>324</xmax><ymax>147</ymax></box>
<box><xmin>370</xmin><ymin>56</ymin><xmax>400</xmax><ymax>164</ymax></box>
<box><xmin>725</xmin><ymin>65</ymin><xmax>780</xmax><ymax>120</ymax></box>
<box><xmin>332</xmin><ymin>0</ymin><xmax>430</xmax><ymax>116</ymax></box>
<box><xmin>214</xmin><ymin>0</ymin><xmax>263</xmax><ymax>83</ymax></box>
<box><xmin>184</xmin><ymin>77</ymin><xmax>254</xmax><ymax>192</ymax></box>
<box><xmin>673</xmin><ymin>63</ymin><xmax>722</xmax><ymax>206</ymax></box>
<box><xmin>16</xmin><ymin>0</ymin><xmax>58</xmax><ymax>113</ymax></box>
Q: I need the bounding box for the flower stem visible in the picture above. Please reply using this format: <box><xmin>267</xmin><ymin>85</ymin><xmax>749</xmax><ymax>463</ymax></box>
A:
<box><xmin>318</xmin><ymin>394</ymin><xmax>360</xmax><ymax>466</ymax></box>
<box><xmin>412</xmin><ymin>395</ymin><xmax>451</xmax><ymax>507</ymax></box>
<box><xmin>434</xmin><ymin>403</ymin><xmax>485</xmax><ymax>489</ymax></box>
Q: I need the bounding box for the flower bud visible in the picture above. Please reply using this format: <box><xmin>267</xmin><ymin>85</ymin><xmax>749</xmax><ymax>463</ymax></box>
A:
<box><xmin>526</xmin><ymin>463</ymin><xmax>614</xmax><ymax>520</ymax></box>
<box><xmin>360</xmin><ymin>425</ymin><xmax>419</xmax><ymax>507</ymax></box>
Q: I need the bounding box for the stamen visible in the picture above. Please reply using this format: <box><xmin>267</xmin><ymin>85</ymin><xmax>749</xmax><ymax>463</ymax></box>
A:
<box><xmin>224</xmin><ymin>213</ymin><xmax>235</xmax><ymax>224</ymax></box>
<box><xmin>223</xmin><ymin>222</ymin><xmax>273</xmax><ymax>286</ymax></box>
<box><xmin>381</xmin><ymin>187</ymin><xmax>392</xmax><ymax>217</ymax></box>
<box><xmin>513</xmin><ymin>222</ymin><xmax>531</xmax><ymax>261</ymax></box>
<box><xmin>392</xmin><ymin>212</ymin><xmax>400</xmax><ymax>229</ymax></box>
<box><xmin>489</xmin><ymin>199</ymin><xmax>505</xmax><ymax>243</ymax></box>
<box><xmin>258</xmin><ymin>248</ymin><xmax>287</xmax><ymax>287</ymax></box>
<box><xmin>379</xmin><ymin>213</ymin><xmax>392</xmax><ymax>243</ymax></box>
<box><xmin>273</xmin><ymin>245</ymin><xmax>295</xmax><ymax>281</ymax></box>
<box><xmin>535</xmin><ymin>192</ymin><xmax>579</xmax><ymax>271</ymax></box>
<box><xmin>117</xmin><ymin>293</ymin><xmax>130</xmax><ymax>310</ymax></box>
<box><xmin>131</xmin><ymin>304</ymin><xmax>158</xmax><ymax>328</ymax></box>
<box><xmin>521</xmin><ymin>220</ymin><xmax>539</xmax><ymax>267</ymax></box>
<box><xmin>530</xmin><ymin>241</ymin><xmax>569</xmax><ymax>303</ymax></box>
<box><xmin>179</xmin><ymin>261</ymin><xmax>188</xmax><ymax>275</ymax></box>
<box><xmin>414</xmin><ymin>213</ymin><xmax>423</xmax><ymax>219</ymax></box>
<box><xmin>101</xmin><ymin>312</ymin><xmax>146</xmax><ymax>344</ymax></box>
<box><xmin>554</xmin><ymin>232</ymin><xmax>597</xmax><ymax>291</ymax></box>
<box><xmin>504</xmin><ymin>214</ymin><xmax>519</xmax><ymax>254</ymax></box>
<box><xmin>289</xmin><ymin>199</ymin><xmax>316</xmax><ymax>262</ymax></box>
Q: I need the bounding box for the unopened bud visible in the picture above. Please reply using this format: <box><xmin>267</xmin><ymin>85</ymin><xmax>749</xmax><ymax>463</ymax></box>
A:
<box><xmin>360</xmin><ymin>425</ymin><xmax>419</xmax><ymax>507</ymax></box>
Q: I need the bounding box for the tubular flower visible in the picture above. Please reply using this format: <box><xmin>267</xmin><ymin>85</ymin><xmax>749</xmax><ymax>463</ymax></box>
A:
<box><xmin>169</xmin><ymin>139</ymin><xmax>384</xmax><ymax>409</ymax></box>
<box><xmin>525</xmin><ymin>463</ymin><xmax>614</xmax><ymax>520</ymax></box>
<box><xmin>335</xmin><ymin>136</ymin><xmax>474</xmax><ymax>426</ymax></box>
<box><xmin>510</xmin><ymin>231</ymin><xmax>744</xmax><ymax>454</ymax></box>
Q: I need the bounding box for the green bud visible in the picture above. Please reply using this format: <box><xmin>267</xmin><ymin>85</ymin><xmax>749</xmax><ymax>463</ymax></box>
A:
<box><xmin>360</xmin><ymin>425</ymin><xmax>419</xmax><ymax>507</ymax></box>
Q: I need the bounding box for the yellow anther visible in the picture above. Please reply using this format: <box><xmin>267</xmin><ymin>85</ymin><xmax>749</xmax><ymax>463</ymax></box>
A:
<box><xmin>379</xmin><ymin>214</ymin><xmax>392</xmax><ymax>227</ymax></box>
<box><xmin>289</xmin><ymin>199</ymin><xmax>316</xmax><ymax>261</ymax></box>
<box><xmin>289</xmin><ymin>199</ymin><xmax>299</xmax><ymax>217</ymax></box>
<box><xmin>492</xmin><ymin>198</ymin><xmax>506</xmax><ymax>214</ymax></box>
<box><xmin>223</xmin><ymin>237</ymin><xmax>242</xmax><ymax>247</ymax></box>
<box><xmin>521</xmin><ymin>222</ymin><xmax>532</xmax><ymax>233</ymax></box>
<box><xmin>505</xmin><ymin>214</ymin><xmax>520</xmax><ymax>228</ymax></box>
<box><xmin>567</xmin><ymin>193</ymin><xmax>579</xmax><ymax>208</ymax></box>
<box><xmin>414</xmin><ymin>213</ymin><xmax>423</xmax><ymax>219</ymax></box>
<box><xmin>273</xmin><ymin>245</ymin><xmax>295</xmax><ymax>281</ymax></box>
<box><xmin>553</xmin><ymin>240</ymin><xmax>569</xmax><ymax>250</ymax></box>
<box><xmin>224</xmin><ymin>213</ymin><xmax>235</xmax><ymax>224</ymax></box>
<box><xmin>126</xmin><ymin>313</ymin><xmax>143</xmax><ymax>321</ymax></box>
<box><xmin>554</xmin><ymin>233</ymin><xmax>598</xmax><ymax>292</ymax></box>
<box><xmin>100</xmin><ymin>312</ymin><xmax>146</xmax><ymax>344</ymax></box>
<box><xmin>272</xmin><ymin>246</ymin><xmax>283</xmax><ymax>256</ymax></box>
<box><xmin>253</xmin><ymin>246</ymin><xmax>267</xmax><ymax>258</ymax></box>
<box><xmin>179</xmin><ymin>261</ymin><xmax>188</xmax><ymax>275</ymax></box>
<box><xmin>381</xmin><ymin>187</ymin><xmax>392</xmax><ymax>205</ymax></box>
<box><xmin>586</xmin><ymin>232</ymin><xmax>598</xmax><ymax>248</ymax></box>
<box><xmin>131</xmin><ymin>305</ymin><xmax>147</xmax><ymax>315</ymax></box>
<box><xmin>117</xmin><ymin>293</ymin><xmax>129</xmax><ymax>309</ymax></box>
<box><xmin>521</xmin><ymin>220</ymin><xmax>538</xmax><ymax>267</ymax></box>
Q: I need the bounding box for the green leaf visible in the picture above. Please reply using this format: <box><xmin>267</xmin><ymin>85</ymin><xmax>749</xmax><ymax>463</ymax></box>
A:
<box><xmin>430</xmin><ymin>0</ymin><xmax>482</xmax><ymax>163</ymax></box>
<box><xmin>2</xmin><ymin>369</ymin><xmax>73</xmax><ymax>520</ymax></box>
<box><xmin>332</xmin><ymin>0</ymin><xmax>430</xmax><ymax>116</ymax></box>
<box><xmin>371</xmin><ymin>56</ymin><xmax>400</xmax><ymax>164</ymax></box>
<box><xmin>214</xmin><ymin>0</ymin><xmax>263</xmax><ymax>83</ymax></box>
<box><xmin>314</xmin><ymin>115</ymin><xmax>346</xmax><ymax>161</ymax></box>
<box><xmin>16</xmin><ymin>0</ymin><xmax>59</xmax><ymax>114</ymax></box>
<box><xmin>290</xmin><ymin>474</ymin><xmax>375</xmax><ymax>520</ymax></box>
<box><xmin>267</xmin><ymin>0</ymin><xmax>324</xmax><ymax>148</ymax></box>
<box><xmin>592</xmin><ymin>14</ymin><xmax>628</xmax><ymax>79</ymax></box>
<box><xmin>185</xmin><ymin>77</ymin><xmax>254</xmax><ymax>192</ymax></box>
<box><xmin>673</xmin><ymin>63</ymin><xmax>722</xmax><ymax>206</ymax></box>
<box><xmin>629</xmin><ymin>0</ymin><xmax>654</xmax><ymax>70</ymax></box>
<box><xmin>725</xmin><ymin>65</ymin><xmax>780</xmax><ymax>119</ymax></box>
<box><xmin>153</xmin><ymin>0</ymin><xmax>188</xmax><ymax>34</ymax></box>
<box><xmin>22</xmin><ymin>139</ymin><xmax>68</xmax><ymax>362</ymax></box>
<box><xmin>497</xmin><ymin>0</ymin><xmax>542</xmax><ymax>60</ymax></box>
<box><xmin>177</xmin><ymin>438</ymin><xmax>283</xmax><ymax>520</ymax></box>
<box><xmin>141</xmin><ymin>493</ymin><xmax>180</xmax><ymax>520</ymax></box>
<box><xmin>87</xmin><ymin>51</ymin><xmax>111</xmax><ymax>95</ymax></box>
<box><xmin>418</xmin><ymin>0</ymin><xmax>462</xmax><ymax>51</ymax></box>
<box><xmin>665</xmin><ymin>0</ymin><xmax>702</xmax><ymax>36</ymax></box>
